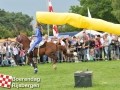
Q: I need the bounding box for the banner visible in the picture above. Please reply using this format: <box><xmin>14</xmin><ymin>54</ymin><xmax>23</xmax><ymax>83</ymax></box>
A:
<box><xmin>36</xmin><ymin>12</ymin><xmax>120</xmax><ymax>35</ymax></box>
<box><xmin>0</xmin><ymin>74</ymin><xmax>12</xmax><ymax>88</ymax></box>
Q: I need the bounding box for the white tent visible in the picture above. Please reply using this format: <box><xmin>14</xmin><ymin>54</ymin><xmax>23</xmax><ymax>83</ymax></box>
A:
<box><xmin>75</xmin><ymin>30</ymin><xmax>103</xmax><ymax>37</ymax></box>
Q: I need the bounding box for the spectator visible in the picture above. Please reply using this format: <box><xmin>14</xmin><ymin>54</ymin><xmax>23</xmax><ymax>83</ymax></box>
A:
<box><xmin>76</xmin><ymin>37</ymin><xmax>84</xmax><ymax>61</ymax></box>
<box><xmin>19</xmin><ymin>47</ymin><xmax>25</xmax><ymax>65</ymax></box>
<box><xmin>107</xmin><ymin>34</ymin><xmax>114</xmax><ymax>60</ymax></box>
<box><xmin>12</xmin><ymin>44</ymin><xmax>19</xmax><ymax>65</ymax></box>
<box><xmin>5</xmin><ymin>42</ymin><xmax>12</xmax><ymax>59</ymax></box>
<box><xmin>0</xmin><ymin>44</ymin><xmax>6</xmax><ymax>60</ymax></box>
<box><xmin>83</xmin><ymin>39</ymin><xmax>90</xmax><ymax>61</ymax></box>
<box><xmin>1</xmin><ymin>56</ymin><xmax>10</xmax><ymax>67</ymax></box>
<box><xmin>9</xmin><ymin>57</ymin><xmax>16</xmax><ymax>66</ymax></box>
<box><xmin>103</xmin><ymin>35</ymin><xmax>109</xmax><ymax>59</ymax></box>
<box><xmin>96</xmin><ymin>35</ymin><xmax>103</xmax><ymax>60</ymax></box>
<box><xmin>0</xmin><ymin>52</ymin><xmax>2</xmax><ymax>65</ymax></box>
<box><xmin>82</xmin><ymin>31</ymin><xmax>89</xmax><ymax>41</ymax></box>
<box><xmin>89</xmin><ymin>37</ymin><xmax>95</xmax><ymax>60</ymax></box>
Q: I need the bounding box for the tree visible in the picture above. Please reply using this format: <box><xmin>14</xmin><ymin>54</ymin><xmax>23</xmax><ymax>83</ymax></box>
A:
<box><xmin>65</xmin><ymin>0</ymin><xmax>119</xmax><ymax>32</ymax></box>
<box><xmin>69</xmin><ymin>0</ymin><xmax>119</xmax><ymax>23</ymax></box>
<box><xmin>111</xmin><ymin>0</ymin><xmax>120</xmax><ymax>23</ymax></box>
<box><xmin>0</xmin><ymin>9</ymin><xmax>33</xmax><ymax>38</ymax></box>
<box><xmin>0</xmin><ymin>25</ymin><xmax>13</xmax><ymax>38</ymax></box>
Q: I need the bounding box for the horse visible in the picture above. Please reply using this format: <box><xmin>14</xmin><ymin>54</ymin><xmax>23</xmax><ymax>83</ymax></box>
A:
<box><xmin>16</xmin><ymin>34</ymin><xmax>73</xmax><ymax>73</ymax></box>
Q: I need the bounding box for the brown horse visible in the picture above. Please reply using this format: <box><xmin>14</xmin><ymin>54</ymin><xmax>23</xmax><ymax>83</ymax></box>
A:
<box><xmin>16</xmin><ymin>34</ymin><xmax>73</xmax><ymax>73</ymax></box>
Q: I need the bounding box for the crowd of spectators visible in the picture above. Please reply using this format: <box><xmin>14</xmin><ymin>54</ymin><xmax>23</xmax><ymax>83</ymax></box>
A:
<box><xmin>0</xmin><ymin>31</ymin><xmax>120</xmax><ymax>67</ymax></box>
<box><xmin>0</xmin><ymin>39</ymin><xmax>26</xmax><ymax>66</ymax></box>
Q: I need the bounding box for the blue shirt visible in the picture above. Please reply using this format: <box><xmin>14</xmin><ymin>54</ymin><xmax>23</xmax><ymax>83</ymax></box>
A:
<box><xmin>35</xmin><ymin>27</ymin><xmax>42</xmax><ymax>38</ymax></box>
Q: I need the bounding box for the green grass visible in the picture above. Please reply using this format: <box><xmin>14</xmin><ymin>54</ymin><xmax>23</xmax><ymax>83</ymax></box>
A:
<box><xmin>1</xmin><ymin>60</ymin><xmax>120</xmax><ymax>90</ymax></box>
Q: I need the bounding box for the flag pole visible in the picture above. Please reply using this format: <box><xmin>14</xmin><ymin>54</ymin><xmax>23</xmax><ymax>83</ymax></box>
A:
<box><xmin>87</xmin><ymin>7</ymin><xmax>92</xmax><ymax>38</ymax></box>
<box><xmin>46</xmin><ymin>0</ymin><xmax>50</xmax><ymax>36</ymax></box>
<box><xmin>47</xmin><ymin>24</ymin><xmax>50</xmax><ymax>36</ymax></box>
<box><xmin>48</xmin><ymin>0</ymin><xmax>59</xmax><ymax>37</ymax></box>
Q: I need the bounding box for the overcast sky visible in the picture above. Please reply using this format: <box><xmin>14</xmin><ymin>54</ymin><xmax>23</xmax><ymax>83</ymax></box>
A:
<box><xmin>0</xmin><ymin>0</ymin><xmax>79</xmax><ymax>19</ymax></box>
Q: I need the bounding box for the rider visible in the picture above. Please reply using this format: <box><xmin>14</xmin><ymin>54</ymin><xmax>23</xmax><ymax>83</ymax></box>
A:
<box><xmin>27</xmin><ymin>22</ymin><xmax>43</xmax><ymax>54</ymax></box>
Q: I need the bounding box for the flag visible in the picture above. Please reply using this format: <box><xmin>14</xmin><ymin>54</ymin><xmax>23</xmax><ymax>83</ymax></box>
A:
<box><xmin>0</xmin><ymin>74</ymin><xmax>12</xmax><ymax>88</ymax></box>
<box><xmin>48</xmin><ymin>0</ymin><xmax>53</xmax><ymax>12</ymax></box>
<box><xmin>48</xmin><ymin>0</ymin><xmax>59</xmax><ymax>37</ymax></box>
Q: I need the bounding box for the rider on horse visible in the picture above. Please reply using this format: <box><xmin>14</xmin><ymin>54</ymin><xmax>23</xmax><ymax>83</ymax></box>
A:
<box><xmin>27</xmin><ymin>22</ymin><xmax>43</xmax><ymax>54</ymax></box>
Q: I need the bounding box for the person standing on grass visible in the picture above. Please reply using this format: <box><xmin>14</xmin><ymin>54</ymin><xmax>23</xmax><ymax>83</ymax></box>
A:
<box><xmin>19</xmin><ymin>47</ymin><xmax>25</xmax><ymax>65</ymax></box>
<box><xmin>12</xmin><ymin>44</ymin><xmax>19</xmax><ymax>65</ymax></box>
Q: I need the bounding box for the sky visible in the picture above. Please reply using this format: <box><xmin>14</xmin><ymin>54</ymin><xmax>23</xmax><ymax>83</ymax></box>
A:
<box><xmin>0</xmin><ymin>0</ymin><xmax>80</xmax><ymax>20</ymax></box>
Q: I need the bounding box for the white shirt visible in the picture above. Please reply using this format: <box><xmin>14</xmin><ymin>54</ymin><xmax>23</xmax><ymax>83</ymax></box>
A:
<box><xmin>12</xmin><ymin>47</ymin><xmax>19</xmax><ymax>55</ymax></box>
<box><xmin>60</xmin><ymin>40</ymin><xmax>65</xmax><ymax>46</ymax></box>
<box><xmin>100</xmin><ymin>38</ymin><xmax>104</xmax><ymax>45</ymax></box>
<box><xmin>0</xmin><ymin>46</ymin><xmax>1</xmax><ymax>52</ymax></box>
<box><xmin>1</xmin><ymin>46</ymin><xmax>6</xmax><ymax>54</ymax></box>
<box><xmin>7</xmin><ymin>45</ymin><xmax>11</xmax><ymax>52</ymax></box>
<box><xmin>107</xmin><ymin>35</ymin><xmax>114</xmax><ymax>44</ymax></box>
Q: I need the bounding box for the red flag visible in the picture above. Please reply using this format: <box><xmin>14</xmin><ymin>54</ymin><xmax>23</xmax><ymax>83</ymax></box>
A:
<box><xmin>0</xmin><ymin>74</ymin><xmax>12</xmax><ymax>89</ymax></box>
<box><xmin>48</xmin><ymin>0</ymin><xmax>53</xmax><ymax>12</ymax></box>
<box><xmin>48</xmin><ymin>0</ymin><xmax>59</xmax><ymax>37</ymax></box>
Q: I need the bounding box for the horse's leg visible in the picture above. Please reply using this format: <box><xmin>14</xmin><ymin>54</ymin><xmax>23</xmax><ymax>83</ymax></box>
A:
<box><xmin>33</xmin><ymin>57</ymin><xmax>38</xmax><ymax>74</ymax></box>
<box><xmin>28</xmin><ymin>56</ymin><xmax>38</xmax><ymax>74</ymax></box>
<box><xmin>46</xmin><ymin>53</ymin><xmax>57</xmax><ymax>70</ymax></box>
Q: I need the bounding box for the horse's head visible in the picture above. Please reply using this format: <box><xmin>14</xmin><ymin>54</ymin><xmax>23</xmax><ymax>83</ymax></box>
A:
<box><xmin>16</xmin><ymin>34</ymin><xmax>30</xmax><ymax>43</ymax></box>
<box><xmin>16</xmin><ymin>34</ymin><xmax>30</xmax><ymax>50</ymax></box>
<box><xmin>16</xmin><ymin>34</ymin><xmax>23</xmax><ymax>43</ymax></box>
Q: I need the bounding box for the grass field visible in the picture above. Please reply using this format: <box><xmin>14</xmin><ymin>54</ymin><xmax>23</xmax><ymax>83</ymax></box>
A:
<box><xmin>0</xmin><ymin>60</ymin><xmax>120</xmax><ymax>90</ymax></box>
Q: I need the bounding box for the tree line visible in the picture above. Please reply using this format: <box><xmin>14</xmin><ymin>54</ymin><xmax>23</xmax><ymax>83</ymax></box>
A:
<box><xmin>0</xmin><ymin>0</ymin><xmax>119</xmax><ymax>38</ymax></box>
<box><xmin>64</xmin><ymin>0</ymin><xmax>120</xmax><ymax>32</ymax></box>
<box><xmin>0</xmin><ymin>9</ymin><xmax>33</xmax><ymax>38</ymax></box>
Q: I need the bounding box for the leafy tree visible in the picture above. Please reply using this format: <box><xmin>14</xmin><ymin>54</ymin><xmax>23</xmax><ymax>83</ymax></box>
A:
<box><xmin>0</xmin><ymin>9</ymin><xmax>33</xmax><ymax>38</ymax></box>
<box><xmin>111</xmin><ymin>0</ymin><xmax>120</xmax><ymax>23</ymax></box>
<box><xmin>62</xmin><ymin>0</ymin><xmax>120</xmax><ymax>33</ymax></box>
<box><xmin>63</xmin><ymin>0</ymin><xmax>119</xmax><ymax>32</ymax></box>
<box><xmin>69</xmin><ymin>0</ymin><xmax>119</xmax><ymax>23</ymax></box>
<box><xmin>0</xmin><ymin>25</ymin><xmax>13</xmax><ymax>38</ymax></box>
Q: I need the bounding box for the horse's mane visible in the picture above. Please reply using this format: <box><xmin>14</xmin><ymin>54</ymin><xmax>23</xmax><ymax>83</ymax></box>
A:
<box><xmin>20</xmin><ymin>34</ymin><xmax>30</xmax><ymax>41</ymax></box>
<box><xmin>20</xmin><ymin>33</ymin><xmax>27</xmax><ymax>38</ymax></box>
